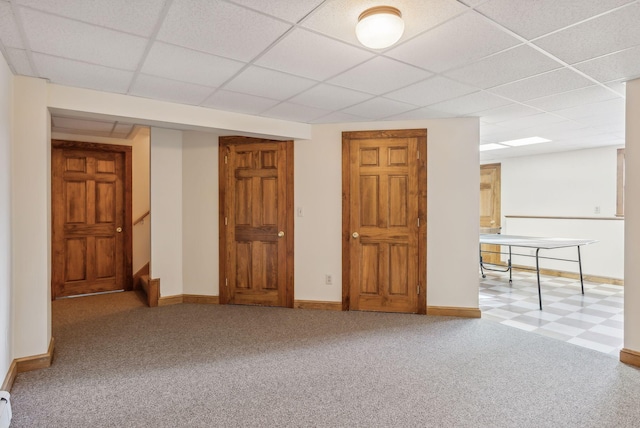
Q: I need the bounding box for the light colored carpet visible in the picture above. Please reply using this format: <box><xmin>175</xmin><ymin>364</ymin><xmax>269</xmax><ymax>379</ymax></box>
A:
<box><xmin>10</xmin><ymin>291</ymin><xmax>640</xmax><ymax>427</ymax></box>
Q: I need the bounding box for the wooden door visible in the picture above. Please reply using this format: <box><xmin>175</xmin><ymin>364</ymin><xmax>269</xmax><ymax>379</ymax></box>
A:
<box><xmin>480</xmin><ymin>163</ymin><xmax>501</xmax><ymax>264</ymax></box>
<box><xmin>342</xmin><ymin>130</ymin><xmax>427</xmax><ymax>314</ymax></box>
<box><xmin>52</xmin><ymin>141</ymin><xmax>132</xmax><ymax>299</ymax></box>
<box><xmin>219</xmin><ymin>137</ymin><xmax>294</xmax><ymax>307</ymax></box>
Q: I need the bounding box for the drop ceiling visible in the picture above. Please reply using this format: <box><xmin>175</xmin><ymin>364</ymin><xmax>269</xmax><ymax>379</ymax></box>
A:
<box><xmin>1</xmin><ymin>0</ymin><xmax>637</xmax><ymax>159</ymax></box>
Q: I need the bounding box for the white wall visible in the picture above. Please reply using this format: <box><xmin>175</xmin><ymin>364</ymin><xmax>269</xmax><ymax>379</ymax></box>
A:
<box><xmin>0</xmin><ymin>53</ymin><xmax>13</xmax><ymax>382</ymax></box>
<box><xmin>625</xmin><ymin>78</ymin><xmax>640</xmax><ymax>353</ymax></box>
<box><xmin>296</xmin><ymin>119</ymin><xmax>480</xmax><ymax>309</ymax></box>
<box><xmin>495</xmin><ymin>147</ymin><xmax>624</xmax><ymax>279</ymax></box>
<box><xmin>132</xmin><ymin>128</ymin><xmax>151</xmax><ymax>274</ymax></box>
<box><xmin>182</xmin><ymin>131</ymin><xmax>219</xmax><ymax>296</ymax></box>
<box><xmin>12</xmin><ymin>76</ymin><xmax>51</xmax><ymax>358</ymax></box>
<box><xmin>150</xmin><ymin>128</ymin><xmax>183</xmax><ymax>297</ymax></box>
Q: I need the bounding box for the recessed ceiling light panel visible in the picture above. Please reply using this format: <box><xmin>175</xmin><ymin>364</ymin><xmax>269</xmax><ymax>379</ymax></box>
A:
<box><xmin>498</xmin><ymin>136</ymin><xmax>551</xmax><ymax>147</ymax></box>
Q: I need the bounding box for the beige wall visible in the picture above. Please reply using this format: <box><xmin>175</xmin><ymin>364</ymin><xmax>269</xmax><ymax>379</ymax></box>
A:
<box><xmin>182</xmin><ymin>131</ymin><xmax>219</xmax><ymax>295</ymax></box>
<box><xmin>12</xmin><ymin>76</ymin><xmax>51</xmax><ymax>358</ymax></box>
<box><xmin>150</xmin><ymin>128</ymin><xmax>183</xmax><ymax>297</ymax></box>
<box><xmin>132</xmin><ymin>128</ymin><xmax>151</xmax><ymax>274</ymax></box>
<box><xmin>625</xmin><ymin>78</ymin><xmax>640</xmax><ymax>352</ymax></box>
<box><xmin>0</xmin><ymin>53</ymin><xmax>13</xmax><ymax>380</ymax></box>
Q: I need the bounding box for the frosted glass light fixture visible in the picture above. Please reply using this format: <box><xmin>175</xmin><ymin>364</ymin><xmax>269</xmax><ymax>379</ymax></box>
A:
<box><xmin>356</xmin><ymin>6</ymin><xmax>405</xmax><ymax>49</ymax></box>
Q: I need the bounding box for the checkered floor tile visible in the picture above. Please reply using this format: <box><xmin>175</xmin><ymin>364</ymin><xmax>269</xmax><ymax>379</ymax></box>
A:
<box><xmin>479</xmin><ymin>270</ymin><xmax>624</xmax><ymax>357</ymax></box>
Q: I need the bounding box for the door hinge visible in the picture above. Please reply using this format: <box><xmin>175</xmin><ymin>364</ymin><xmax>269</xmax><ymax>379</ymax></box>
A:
<box><xmin>225</xmin><ymin>217</ymin><xmax>228</xmax><ymax>226</ymax></box>
<box><xmin>224</xmin><ymin>155</ymin><xmax>228</xmax><ymax>164</ymax></box>
<box><xmin>417</xmin><ymin>218</ymin><xmax>420</xmax><ymax>227</ymax></box>
<box><xmin>417</xmin><ymin>285</ymin><xmax>420</xmax><ymax>295</ymax></box>
<box><xmin>417</xmin><ymin>151</ymin><xmax>420</xmax><ymax>159</ymax></box>
<box><xmin>225</xmin><ymin>278</ymin><xmax>228</xmax><ymax>287</ymax></box>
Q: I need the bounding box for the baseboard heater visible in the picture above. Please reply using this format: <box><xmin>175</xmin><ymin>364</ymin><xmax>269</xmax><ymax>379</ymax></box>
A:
<box><xmin>0</xmin><ymin>391</ymin><xmax>11</xmax><ymax>428</ymax></box>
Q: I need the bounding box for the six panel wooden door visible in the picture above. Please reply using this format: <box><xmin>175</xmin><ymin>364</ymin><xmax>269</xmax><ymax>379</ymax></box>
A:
<box><xmin>220</xmin><ymin>137</ymin><xmax>293</xmax><ymax>307</ymax></box>
<box><xmin>52</xmin><ymin>142</ymin><xmax>131</xmax><ymax>298</ymax></box>
<box><xmin>343</xmin><ymin>130</ymin><xmax>426</xmax><ymax>314</ymax></box>
<box><xmin>480</xmin><ymin>163</ymin><xmax>501</xmax><ymax>264</ymax></box>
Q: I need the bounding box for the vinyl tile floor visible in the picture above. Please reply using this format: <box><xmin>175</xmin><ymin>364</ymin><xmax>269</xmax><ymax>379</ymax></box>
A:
<box><xmin>479</xmin><ymin>270</ymin><xmax>624</xmax><ymax>357</ymax></box>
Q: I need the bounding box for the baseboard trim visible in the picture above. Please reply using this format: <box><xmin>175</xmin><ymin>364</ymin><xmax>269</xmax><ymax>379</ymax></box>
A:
<box><xmin>183</xmin><ymin>294</ymin><xmax>219</xmax><ymax>304</ymax></box>
<box><xmin>158</xmin><ymin>295</ymin><xmax>183</xmax><ymax>306</ymax></box>
<box><xmin>427</xmin><ymin>306</ymin><xmax>481</xmax><ymax>318</ymax></box>
<box><xmin>490</xmin><ymin>263</ymin><xmax>623</xmax><ymax>286</ymax></box>
<box><xmin>15</xmin><ymin>337</ymin><xmax>55</xmax><ymax>374</ymax></box>
<box><xmin>294</xmin><ymin>300</ymin><xmax>342</xmax><ymax>311</ymax></box>
<box><xmin>1</xmin><ymin>360</ymin><xmax>17</xmax><ymax>392</ymax></box>
<box><xmin>620</xmin><ymin>348</ymin><xmax>640</xmax><ymax>368</ymax></box>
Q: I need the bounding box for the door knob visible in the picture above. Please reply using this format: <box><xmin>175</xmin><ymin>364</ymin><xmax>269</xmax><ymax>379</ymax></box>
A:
<box><xmin>352</xmin><ymin>232</ymin><xmax>359</xmax><ymax>238</ymax></box>
<box><xmin>116</xmin><ymin>227</ymin><xmax>123</xmax><ymax>233</ymax></box>
<box><xmin>278</xmin><ymin>231</ymin><xmax>285</xmax><ymax>237</ymax></box>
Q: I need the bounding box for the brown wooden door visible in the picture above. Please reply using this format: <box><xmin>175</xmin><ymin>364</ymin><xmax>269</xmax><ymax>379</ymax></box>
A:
<box><xmin>52</xmin><ymin>141</ymin><xmax>132</xmax><ymax>299</ymax></box>
<box><xmin>480</xmin><ymin>163</ymin><xmax>501</xmax><ymax>264</ymax></box>
<box><xmin>342</xmin><ymin>130</ymin><xmax>427</xmax><ymax>314</ymax></box>
<box><xmin>219</xmin><ymin>137</ymin><xmax>294</xmax><ymax>307</ymax></box>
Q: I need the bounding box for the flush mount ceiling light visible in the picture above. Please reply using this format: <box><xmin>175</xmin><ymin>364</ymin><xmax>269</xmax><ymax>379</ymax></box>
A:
<box><xmin>498</xmin><ymin>136</ymin><xmax>551</xmax><ymax>147</ymax></box>
<box><xmin>355</xmin><ymin>6</ymin><xmax>405</xmax><ymax>49</ymax></box>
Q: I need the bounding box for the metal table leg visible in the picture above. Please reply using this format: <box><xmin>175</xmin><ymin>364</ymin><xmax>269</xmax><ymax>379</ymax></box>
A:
<box><xmin>577</xmin><ymin>246</ymin><xmax>584</xmax><ymax>295</ymax></box>
<box><xmin>508</xmin><ymin>246</ymin><xmax>512</xmax><ymax>284</ymax></box>
<box><xmin>535</xmin><ymin>248</ymin><xmax>542</xmax><ymax>310</ymax></box>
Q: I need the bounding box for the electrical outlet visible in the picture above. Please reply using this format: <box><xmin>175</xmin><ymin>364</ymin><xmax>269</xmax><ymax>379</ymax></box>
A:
<box><xmin>594</xmin><ymin>206</ymin><xmax>601</xmax><ymax>214</ymax></box>
<box><xmin>325</xmin><ymin>274</ymin><xmax>333</xmax><ymax>285</ymax></box>
<box><xmin>297</xmin><ymin>207</ymin><xmax>304</xmax><ymax>217</ymax></box>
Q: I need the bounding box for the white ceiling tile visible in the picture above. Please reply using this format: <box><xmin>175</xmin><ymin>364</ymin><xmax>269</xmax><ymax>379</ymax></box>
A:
<box><xmin>14</xmin><ymin>0</ymin><xmax>167</xmax><ymax>37</ymax></box>
<box><xmin>262</xmin><ymin>102</ymin><xmax>330</xmax><ymax>123</ymax></box>
<box><xmin>488</xmin><ymin>68</ymin><xmax>594</xmax><ymax>101</ymax></box>
<box><xmin>5</xmin><ymin>47</ymin><xmax>34</xmax><ymax>76</ymax></box>
<box><xmin>574</xmin><ymin>45</ymin><xmax>640</xmax><ymax>83</ymax></box>
<box><xmin>311</xmin><ymin>111</ymin><xmax>369</xmax><ymax>124</ymax></box>
<box><xmin>525</xmin><ymin>85</ymin><xmax>621</xmax><ymax>111</ymax></box>
<box><xmin>384</xmin><ymin>107</ymin><xmax>455</xmax><ymax>121</ymax></box>
<box><xmin>386</xmin><ymin>76</ymin><xmax>477</xmax><ymax>107</ymax></box>
<box><xmin>223</xmin><ymin>66</ymin><xmax>317</xmax><ymax>100</ymax></box>
<box><xmin>0</xmin><ymin>1</ymin><xmax>24</xmax><ymax>48</ymax></box>
<box><xmin>476</xmin><ymin>0</ymin><xmax>634</xmax><ymax>40</ymax></box>
<box><xmin>255</xmin><ymin>28</ymin><xmax>373</xmax><ymax>81</ymax></box>
<box><xmin>20</xmin><ymin>8</ymin><xmax>147</xmax><ymax>70</ymax></box>
<box><xmin>228</xmin><ymin>0</ymin><xmax>325</xmax><ymax>23</ymax></box>
<box><xmin>130</xmin><ymin>74</ymin><xmax>214</xmax><ymax>105</ymax></box>
<box><xmin>202</xmin><ymin>90</ymin><xmax>280</xmax><ymax>115</ymax></box>
<box><xmin>443</xmin><ymin>45</ymin><xmax>561</xmax><ymax>89</ymax></box>
<box><xmin>459</xmin><ymin>0</ymin><xmax>488</xmax><ymax>6</ymax></box>
<box><xmin>554</xmin><ymin>98</ymin><xmax>625</xmax><ymax>123</ymax></box>
<box><xmin>329</xmin><ymin>57</ymin><xmax>431</xmax><ymax>95</ymax></box>
<box><xmin>341</xmin><ymin>97</ymin><xmax>418</xmax><ymax>120</ymax></box>
<box><xmin>429</xmin><ymin>91</ymin><xmax>511</xmax><ymax>115</ymax></box>
<box><xmin>386</xmin><ymin>11</ymin><xmax>520</xmax><ymax>72</ymax></box>
<box><xmin>142</xmin><ymin>42</ymin><xmax>245</xmax><ymax>88</ymax></box>
<box><xmin>302</xmin><ymin>0</ymin><xmax>468</xmax><ymax>48</ymax></box>
<box><xmin>157</xmin><ymin>0</ymin><xmax>291</xmax><ymax>62</ymax></box>
<box><xmin>605</xmin><ymin>80</ymin><xmax>626</xmax><ymax>95</ymax></box>
<box><xmin>33</xmin><ymin>53</ymin><xmax>134</xmax><ymax>93</ymax></box>
<box><xmin>480</xmin><ymin>123</ymin><xmax>510</xmax><ymax>138</ymax></box>
<box><xmin>53</xmin><ymin>116</ymin><xmax>114</xmax><ymax>132</ymax></box>
<box><xmin>477</xmin><ymin>103</ymin><xmax>543</xmax><ymax>124</ymax></box>
<box><xmin>494</xmin><ymin>113</ymin><xmax>566</xmax><ymax>130</ymax></box>
<box><xmin>534</xmin><ymin>3</ymin><xmax>640</xmax><ymax>64</ymax></box>
<box><xmin>289</xmin><ymin>84</ymin><xmax>372</xmax><ymax>111</ymax></box>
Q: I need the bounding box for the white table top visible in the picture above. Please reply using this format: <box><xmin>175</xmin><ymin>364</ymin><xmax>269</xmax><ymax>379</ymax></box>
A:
<box><xmin>479</xmin><ymin>234</ymin><xmax>597</xmax><ymax>250</ymax></box>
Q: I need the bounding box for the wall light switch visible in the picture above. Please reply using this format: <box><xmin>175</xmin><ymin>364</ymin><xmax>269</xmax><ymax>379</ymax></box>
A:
<box><xmin>297</xmin><ymin>207</ymin><xmax>304</xmax><ymax>217</ymax></box>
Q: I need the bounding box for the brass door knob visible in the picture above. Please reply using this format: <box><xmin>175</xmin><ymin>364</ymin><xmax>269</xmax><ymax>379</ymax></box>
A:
<box><xmin>278</xmin><ymin>231</ymin><xmax>285</xmax><ymax>237</ymax></box>
<box><xmin>352</xmin><ymin>232</ymin><xmax>359</xmax><ymax>238</ymax></box>
<box><xmin>116</xmin><ymin>227</ymin><xmax>123</xmax><ymax>233</ymax></box>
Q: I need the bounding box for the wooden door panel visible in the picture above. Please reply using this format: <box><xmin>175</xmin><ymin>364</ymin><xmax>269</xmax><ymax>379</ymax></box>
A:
<box><xmin>344</xmin><ymin>130</ymin><xmax>426</xmax><ymax>314</ymax></box>
<box><xmin>480</xmin><ymin>164</ymin><xmax>501</xmax><ymax>264</ymax></box>
<box><xmin>52</xmin><ymin>141</ymin><xmax>132</xmax><ymax>299</ymax></box>
<box><xmin>220</xmin><ymin>137</ymin><xmax>293</xmax><ymax>308</ymax></box>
